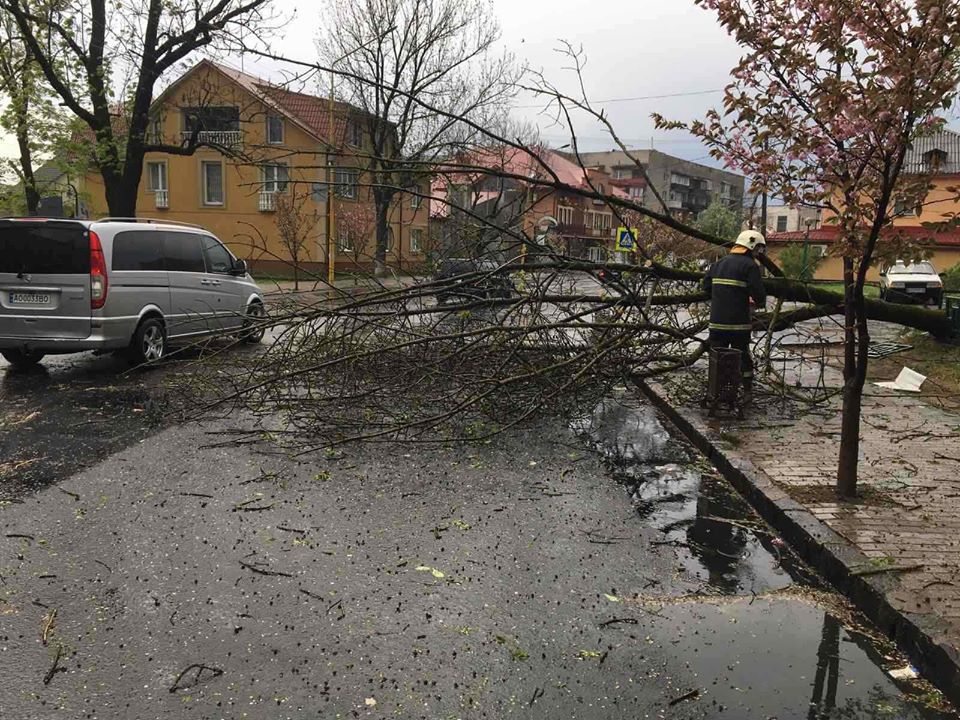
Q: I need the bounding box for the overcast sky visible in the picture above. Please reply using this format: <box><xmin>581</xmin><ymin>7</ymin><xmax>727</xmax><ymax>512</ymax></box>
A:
<box><xmin>1</xmin><ymin>1</ymin><xmax>744</xmax><ymax>167</ymax></box>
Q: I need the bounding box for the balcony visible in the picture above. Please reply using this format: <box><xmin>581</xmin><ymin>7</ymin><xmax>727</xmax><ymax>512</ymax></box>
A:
<box><xmin>259</xmin><ymin>191</ymin><xmax>277</xmax><ymax>212</ymax></box>
<box><xmin>180</xmin><ymin>130</ymin><xmax>243</xmax><ymax>147</ymax></box>
<box><xmin>154</xmin><ymin>189</ymin><xmax>169</xmax><ymax>209</ymax></box>
<box><xmin>667</xmin><ymin>198</ymin><xmax>683</xmax><ymax>209</ymax></box>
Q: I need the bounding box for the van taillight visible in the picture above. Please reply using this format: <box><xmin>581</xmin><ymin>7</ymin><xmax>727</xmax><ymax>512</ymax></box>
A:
<box><xmin>90</xmin><ymin>231</ymin><xmax>108</xmax><ymax>309</ymax></box>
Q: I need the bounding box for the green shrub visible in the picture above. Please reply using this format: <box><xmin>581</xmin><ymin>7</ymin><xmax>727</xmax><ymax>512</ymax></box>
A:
<box><xmin>778</xmin><ymin>242</ymin><xmax>824</xmax><ymax>281</ymax></box>
<box><xmin>942</xmin><ymin>262</ymin><xmax>960</xmax><ymax>292</ymax></box>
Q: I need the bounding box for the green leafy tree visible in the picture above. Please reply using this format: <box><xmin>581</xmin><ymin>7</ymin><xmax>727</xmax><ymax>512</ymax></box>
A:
<box><xmin>778</xmin><ymin>242</ymin><xmax>823</xmax><ymax>282</ymax></box>
<box><xmin>0</xmin><ymin>10</ymin><xmax>66</xmax><ymax>214</ymax></box>
<box><xmin>694</xmin><ymin>199</ymin><xmax>741</xmax><ymax>241</ymax></box>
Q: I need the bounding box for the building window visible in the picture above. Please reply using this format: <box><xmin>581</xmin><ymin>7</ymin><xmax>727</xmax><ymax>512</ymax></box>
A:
<box><xmin>334</xmin><ymin>168</ymin><xmax>359</xmax><ymax>199</ymax></box>
<box><xmin>629</xmin><ymin>186</ymin><xmax>644</xmax><ymax>200</ymax></box>
<box><xmin>720</xmin><ymin>181</ymin><xmax>732</xmax><ymax>198</ymax></box>
<box><xmin>670</xmin><ymin>173</ymin><xmax>691</xmax><ymax>187</ymax></box>
<box><xmin>261</xmin><ymin>163</ymin><xmax>289</xmax><ymax>193</ymax></box>
<box><xmin>893</xmin><ymin>198</ymin><xmax>917</xmax><ymax>217</ymax></box>
<box><xmin>386</xmin><ymin>227</ymin><xmax>395</xmax><ymax>252</ymax></box>
<box><xmin>411</xmin><ymin>228</ymin><xmax>423</xmax><ymax>253</ymax></box>
<box><xmin>592</xmin><ymin>212</ymin><xmax>612</xmax><ymax>231</ymax></box>
<box><xmin>149</xmin><ymin>116</ymin><xmax>163</xmax><ymax>144</ymax></box>
<box><xmin>776</xmin><ymin>215</ymin><xmax>788</xmax><ymax>232</ymax></box>
<box><xmin>410</xmin><ymin>191</ymin><xmax>422</xmax><ymax>210</ymax></box>
<box><xmin>348</xmin><ymin>119</ymin><xmax>363</xmax><ymax>147</ymax></box>
<box><xmin>338</xmin><ymin>226</ymin><xmax>353</xmax><ymax>252</ymax></box>
<box><xmin>266</xmin><ymin>115</ymin><xmax>284</xmax><ymax>144</ymax></box>
<box><xmin>558</xmin><ymin>205</ymin><xmax>574</xmax><ymax>225</ymax></box>
<box><xmin>146</xmin><ymin>161</ymin><xmax>167</xmax><ymax>192</ymax></box>
<box><xmin>201</xmin><ymin>161</ymin><xmax>224</xmax><ymax>206</ymax></box>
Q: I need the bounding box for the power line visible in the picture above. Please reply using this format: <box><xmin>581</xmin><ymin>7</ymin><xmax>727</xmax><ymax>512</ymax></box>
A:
<box><xmin>516</xmin><ymin>88</ymin><xmax>723</xmax><ymax>109</ymax></box>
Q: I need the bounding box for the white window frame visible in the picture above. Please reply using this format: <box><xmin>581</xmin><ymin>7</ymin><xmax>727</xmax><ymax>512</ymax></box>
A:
<box><xmin>201</xmin><ymin>160</ymin><xmax>225</xmax><ymax>206</ymax></box>
<box><xmin>591</xmin><ymin>212</ymin><xmax>612</xmax><ymax>231</ymax></box>
<box><xmin>348</xmin><ymin>120</ymin><xmax>363</xmax><ymax>148</ymax></box>
<box><xmin>558</xmin><ymin>205</ymin><xmax>574</xmax><ymax>225</ymax></box>
<box><xmin>266</xmin><ymin>115</ymin><xmax>284</xmax><ymax>144</ymax></box>
<box><xmin>146</xmin><ymin>161</ymin><xmax>168</xmax><ymax>192</ymax></box>
<box><xmin>410</xmin><ymin>192</ymin><xmax>422</xmax><ymax>210</ymax></box>
<box><xmin>410</xmin><ymin>228</ymin><xmax>423</xmax><ymax>253</ymax></box>
<box><xmin>670</xmin><ymin>173</ymin><xmax>691</xmax><ymax>187</ymax></box>
<box><xmin>334</xmin><ymin>168</ymin><xmax>359</xmax><ymax>199</ymax></box>
<box><xmin>338</xmin><ymin>226</ymin><xmax>353</xmax><ymax>252</ymax></box>
<box><xmin>261</xmin><ymin>163</ymin><xmax>289</xmax><ymax>193</ymax></box>
<box><xmin>776</xmin><ymin>215</ymin><xmax>789</xmax><ymax>232</ymax></box>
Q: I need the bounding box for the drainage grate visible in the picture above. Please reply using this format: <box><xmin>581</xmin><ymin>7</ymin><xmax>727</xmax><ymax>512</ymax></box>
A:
<box><xmin>867</xmin><ymin>342</ymin><xmax>913</xmax><ymax>359</ymax></box>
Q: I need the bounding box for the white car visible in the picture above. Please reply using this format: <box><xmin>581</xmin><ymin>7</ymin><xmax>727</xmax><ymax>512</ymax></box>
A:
<box><xmin>879</xmin><ymin>261</ymin><xmax>943</xmax><ymax>306</ymax></box>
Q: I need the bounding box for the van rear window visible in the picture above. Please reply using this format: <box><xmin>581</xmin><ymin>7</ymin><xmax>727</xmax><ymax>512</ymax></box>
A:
<box><xmin>0</xmin><ymin>224</ymin><xmax>89</xmax><ymax>275</ymax></box>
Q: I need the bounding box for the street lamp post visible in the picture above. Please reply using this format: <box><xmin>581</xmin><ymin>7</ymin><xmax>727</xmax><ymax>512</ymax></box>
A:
<box><xmin>802</xmin><ymin>217</ymin><xmax>814</xmax><ymax>280</ymax></box>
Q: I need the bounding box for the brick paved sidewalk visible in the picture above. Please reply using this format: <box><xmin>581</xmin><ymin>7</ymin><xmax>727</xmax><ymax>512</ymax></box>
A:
<box><xmin>643</xmin><ymin>325</ymin><xmax>960</xmax><ymax>699</ymax></box>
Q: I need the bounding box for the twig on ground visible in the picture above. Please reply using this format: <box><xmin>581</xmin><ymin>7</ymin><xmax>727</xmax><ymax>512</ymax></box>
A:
<box><xmin>168</xmin><ymin>664</ymin><xmax>224</xmax><ymax>693</ymax></box>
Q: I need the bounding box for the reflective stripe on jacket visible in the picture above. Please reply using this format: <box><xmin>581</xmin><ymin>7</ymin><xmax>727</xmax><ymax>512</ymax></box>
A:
<box><xmin>702</xmin><ymin>252</ymin><xmax>766</xmax><ymax>332</ymax></box>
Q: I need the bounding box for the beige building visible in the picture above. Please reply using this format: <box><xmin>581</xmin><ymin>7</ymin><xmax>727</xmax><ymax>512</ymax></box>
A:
<box><xmin>80</xmin><ymin>60</ymin><xmax>431</xmax><ymax>275</ymax></box>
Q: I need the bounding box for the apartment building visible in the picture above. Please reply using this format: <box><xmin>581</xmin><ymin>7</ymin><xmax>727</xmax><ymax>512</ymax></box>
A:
<box><xmin>430</xmin><ymin>146</ymin><xmax>627</xmax><ymax>262</ymax></box>
<box><xmin>563</xmin><ymin>149</ymin><xmax>745</xmax><ymax>220</ymax></box>
<box><xmin>80</xmin><ymin>59</ymin><xmax>430</xmax><ymax>275</ymax></box>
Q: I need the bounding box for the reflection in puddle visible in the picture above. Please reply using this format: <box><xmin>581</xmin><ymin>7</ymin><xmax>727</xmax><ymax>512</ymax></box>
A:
<box><xmin>574</xmin><ymin>396</ymin><xmax>951</xmax><ymax>719</ymax></box>
<box><xmin>631</xmin><ymin>594</ymin><xmax>952</xmax><ymax>720</ymax></box>
<box><xmin>573</xmin><ymin>397</ymin><xmax>811</xmax><ymax>595</ymax></box>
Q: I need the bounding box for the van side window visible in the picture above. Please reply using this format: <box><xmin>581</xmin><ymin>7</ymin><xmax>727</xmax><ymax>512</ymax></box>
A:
<box><xmin>112</xmin><ymin>231</ymin><xmax>165</xmax><ymax>271</ymax></box>
<box><xmin>201</xmin><ymin>236</ymin><xmax>233</xmax><ymax>274</ymax></box>
<box><xmin>163</xmin><ymin>232</ymin><xmax>205</xmax><ymax>273</ymax></box>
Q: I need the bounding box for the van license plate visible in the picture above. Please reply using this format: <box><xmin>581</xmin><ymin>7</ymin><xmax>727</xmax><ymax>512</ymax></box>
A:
<box><xmin>9</xmin><ymin>292</ymin><xmax>51</xmax><ymax>304</ymax></box>
<box><xmin>906</xmin><ymin>288</ymin><xmax>925</xmax><ymax>294</ymax></box>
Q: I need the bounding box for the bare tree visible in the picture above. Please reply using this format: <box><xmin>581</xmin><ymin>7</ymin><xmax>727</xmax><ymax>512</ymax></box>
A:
<box><xmin>317</xmin><ymin>0</ymin><xmax>516</xmax><ymax>276</ymax></box>
<box><xmin>0</xmin><ymin>0</ymin><xmax>277</xmax><ymax>216</ymax></box>
<box><xmin>274</xmin><ymin>187</ymin><xmax>321</xmax><ymax>291</ymax></box>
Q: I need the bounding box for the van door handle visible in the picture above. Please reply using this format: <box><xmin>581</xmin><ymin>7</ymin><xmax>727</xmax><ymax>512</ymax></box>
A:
<box><xmin>202</xmin><ymin>279</ymin><xmax>221</xmax><ymax>286</ymax></box>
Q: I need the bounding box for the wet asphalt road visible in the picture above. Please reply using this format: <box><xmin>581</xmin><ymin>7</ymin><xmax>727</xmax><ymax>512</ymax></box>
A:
<box><xmin>0</xmin><ymin>352</ymin><xmax>954</xmax><ymax>719</ymax></box>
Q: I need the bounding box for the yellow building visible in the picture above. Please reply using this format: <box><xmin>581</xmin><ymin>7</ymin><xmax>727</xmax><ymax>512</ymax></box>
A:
<box><xmin>81</xmin><ymin>60</ymin><xmax>430</xmax><ymax>275</ymax></box>
<box><xmin>768</xmin><ymin>130</ymin><xmax>960</xmax><ymax>281</ymax></box>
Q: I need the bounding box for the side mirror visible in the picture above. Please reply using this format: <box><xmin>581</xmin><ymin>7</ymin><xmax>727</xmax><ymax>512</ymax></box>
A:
<box><xmin>879</xmin><ymin>271</ymin><xmax>886</xmax><ymax>277</ymax></box>
<box><xmin>231</xmin><ymin>259</ymin><xmax>248</xmax><ymax>276</ymax></box>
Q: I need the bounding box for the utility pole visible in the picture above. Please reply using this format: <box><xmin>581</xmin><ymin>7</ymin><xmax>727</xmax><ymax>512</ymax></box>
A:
<box><xmin>326</xmin><ymin>69</ymin><xmax>336</xmax><ymax>287</ymax></box>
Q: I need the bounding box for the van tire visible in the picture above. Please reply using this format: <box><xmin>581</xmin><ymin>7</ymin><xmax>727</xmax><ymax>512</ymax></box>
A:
<box><xmin>240</xmin><ymin>302</ymin><xmax>266</xmax><ymax>344</ymax></box>
<box><xmin>2</xmin><ymin>349</ymin><xmax>45</xmax><ymax>368</ymax></box>
<box><xmin>128</xmin><ymin>318</ymin><xmax>167</xmax><ymax>365</ymax></box>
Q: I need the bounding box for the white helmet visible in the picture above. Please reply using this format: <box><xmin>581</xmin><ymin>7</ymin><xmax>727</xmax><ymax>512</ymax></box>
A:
<box><xmin>735</xmin><ymin>230</ymin><xmax>766</xmax><ymax>252</ymax></box>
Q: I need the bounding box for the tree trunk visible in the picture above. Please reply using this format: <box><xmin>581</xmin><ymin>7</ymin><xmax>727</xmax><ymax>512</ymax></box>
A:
<box><xmin>836</xmin><ymin>257</ymin><xmax>870</xmax><ymax>498</ymax></box>
<box><xmin>16</xmin><ymin>121</ymin><xmax>39</xmax><ymax>214</ymax></box>
<box><xmin>374</xmin><ymin>199</ymin><xmax>390</xmax><ymax>278</ymax></box>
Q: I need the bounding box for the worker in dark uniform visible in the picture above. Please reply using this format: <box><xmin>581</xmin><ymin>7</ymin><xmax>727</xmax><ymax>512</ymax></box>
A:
<box><xmin>702</xmin><ymin>230</ymin><xmax>767</xmax><ymax>401</ymax></box>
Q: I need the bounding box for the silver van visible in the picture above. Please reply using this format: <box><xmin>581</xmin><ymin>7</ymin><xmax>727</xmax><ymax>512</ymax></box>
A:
<box><xmin>0</xmin><ymin>217</ymin><xmax>266</xmax><ymax>368</ymax></box>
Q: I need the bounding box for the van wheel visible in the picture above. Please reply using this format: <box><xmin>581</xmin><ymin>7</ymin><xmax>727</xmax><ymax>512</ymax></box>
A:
<box><xmin>2</xmin><ymin>349</ymin><xmax>45</xmax><ymax>368</ymax></box>
<box><xmin>128</xmin><ymin>318</ymin><xmax>166</xmax><ymax>365</ymax></box>
<box><xmin>241</xmin><ymin>302</ymin><xmax>266</xmax><ymax>344</ymax></box>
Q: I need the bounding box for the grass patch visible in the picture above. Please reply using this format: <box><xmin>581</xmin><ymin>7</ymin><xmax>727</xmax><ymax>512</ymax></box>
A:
<box><xmin>868</xmin><ymin>330</ymin><xmax>960</xmax><ymax>409</ymax></box>
<box><xmin>815</xmin><ymin>282</ymin><xmax>880</xmax><ymax>299</ymax></box>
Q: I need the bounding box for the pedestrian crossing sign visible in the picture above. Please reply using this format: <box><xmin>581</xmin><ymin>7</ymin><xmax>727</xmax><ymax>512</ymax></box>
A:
<box><xmin>615</xmin><ymin>226</ymin><xmax>639</xmax><ymax>253</ymax></box>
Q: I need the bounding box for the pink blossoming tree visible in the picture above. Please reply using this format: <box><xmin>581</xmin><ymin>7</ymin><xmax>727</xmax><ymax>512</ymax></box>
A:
<box><xmin>659</xmin><ymin>0</ymin><xmax>960</xmax><ymax>496</ymax></box>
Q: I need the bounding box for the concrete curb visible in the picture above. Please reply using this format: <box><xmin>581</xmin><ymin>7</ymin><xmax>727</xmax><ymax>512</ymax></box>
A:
<box><xmin>637</xmin><ymin>380</ymin><xmax>960</xmax><ymax>706</ymax></box>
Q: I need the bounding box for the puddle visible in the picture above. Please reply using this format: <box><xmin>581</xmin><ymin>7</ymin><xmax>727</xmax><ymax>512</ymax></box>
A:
<box><xmin>573</xmin><ymin>395</ymin><xmax>952</xmax><ymax>718</ymax></box>
<box><xmin>621</xmin><ymin>593</ymin><xmax>950</xmax><ymax>719</ymax></box>
<box><xmin>573</xmin><ymin>396</ymin><xmax>812</xmax><ymax>595</ymax></box>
